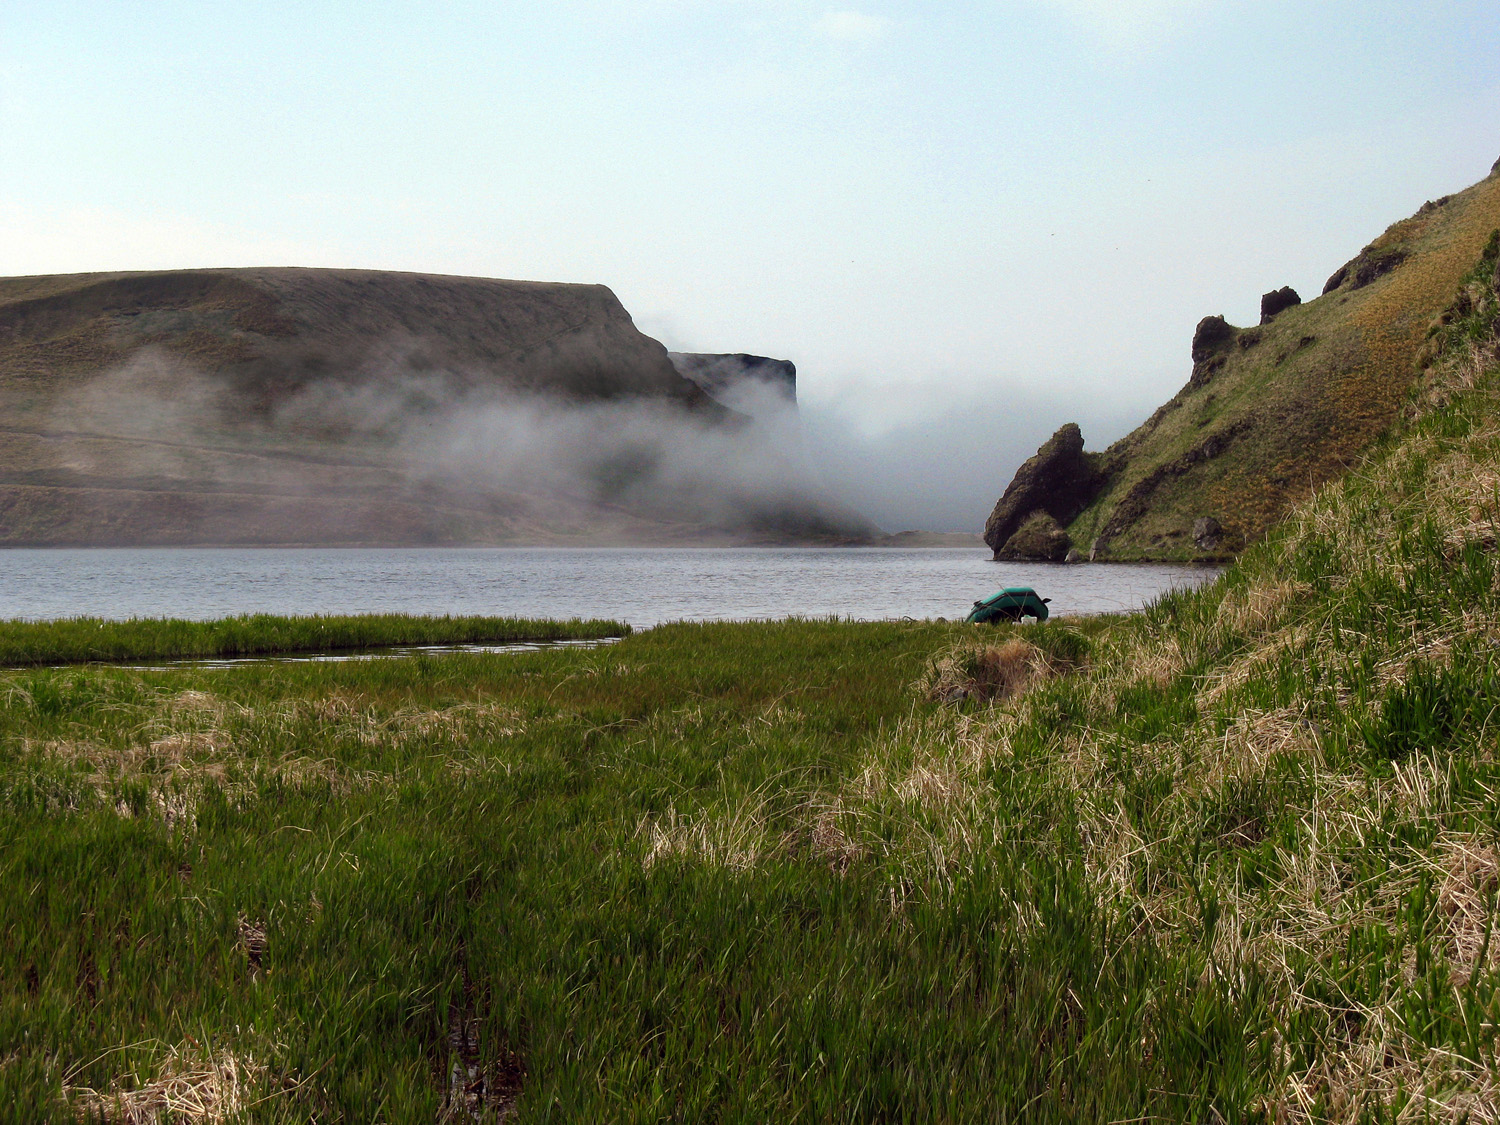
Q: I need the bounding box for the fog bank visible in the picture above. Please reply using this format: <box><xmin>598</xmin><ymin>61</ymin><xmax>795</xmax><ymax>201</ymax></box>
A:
<box><xmin>32</xmin><ymin>345</ymin><xmax>873</xmax><ymax>545</ymax></box>
<box><xmin>802</xmin><ymin>391</ymin><xmax>1145</xmax><ymax>533</ymax></box>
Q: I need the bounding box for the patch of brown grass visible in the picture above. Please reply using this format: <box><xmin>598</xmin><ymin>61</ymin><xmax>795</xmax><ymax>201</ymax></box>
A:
<box><xmin>65</xmin><ymin>1045</ymin><xmax>270</xmax><ymax>1124</ymax></box>
<box><xmin>925</xmin><ymin>638</ymin><xmax>1057</xmax><ymax>705</ymax></box>
<box><xmin>808</xmin><ymin>802</ymin><xmax>865</xmax><ymax>874</ymax></box>
<box><xmin>236</xmin><ymin>916</ymin><xmax>267</xmax><ymax>980</ymax></box>
<box><xmin>298</xmin><ymin>698</ymin><xmax>525</xmax><ymax>748</ymax></box>
<box><xmin>1216</xmin><ymin>580</ymin><xmax>1312</xmax><ymax>639</ymax></box>
<box><xmin>637</xmin><ymin>802</ymin><xmax>769</xmax><ymax>872</ymax></box>
<box><xmin>1131</xmin><ymin>636</ymin><xmax>1187</xmax><ymax>690</ymax></box>
<box><xmin>1267</xmin><ymin>1019</ymin><xmax>1500</xmax><ymax>1125</ymax></box>
<box><xmin>147</xmin><ymin>731</ymin><xmax>229</xmax><ymax>757</ymax></box>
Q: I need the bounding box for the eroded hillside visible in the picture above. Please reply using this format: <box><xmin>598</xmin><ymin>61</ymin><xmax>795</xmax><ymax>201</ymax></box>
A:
<box><xmin>0</xmin><ymin>269</ymin><xmax>868</xmax><ymax>545</ymax></box>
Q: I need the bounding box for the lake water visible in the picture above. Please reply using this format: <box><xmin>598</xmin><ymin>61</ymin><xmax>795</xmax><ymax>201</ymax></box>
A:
<box><xmin>0</xmin><ymin>548</ymin><xmax>1218</xmax><ymax>628</ymax></box>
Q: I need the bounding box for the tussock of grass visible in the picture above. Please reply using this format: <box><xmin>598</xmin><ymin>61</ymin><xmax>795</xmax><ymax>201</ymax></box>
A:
<box><xmin>638</xmin><ymin>799</ymin><xmax>772</xmax><ymax>872</ymax></box>
<box><xmin>0</xmin><ymin>613</ymin><xmax>628</xmax><ymax>667</ymax></box>
<box><xmin>925</xmin><ymin>636</ymin><xmax>1049</xmax><ymax>704</ymax></box>
<box><xmin>64</xmin><ymin>1043</ymin><xmax>272</xmax><ymax>1124</ymax></box>
<box><xmin>924</xmin><ymin>622</ymin><xmax>1091</xmax><ymax>705</ymax></box>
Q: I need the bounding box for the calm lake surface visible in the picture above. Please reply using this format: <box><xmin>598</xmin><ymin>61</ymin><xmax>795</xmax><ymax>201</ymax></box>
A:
<box><xmin>0</xmin><ymin>548</ymin><xmax>1218</xmax><ymax>628</ymax></box>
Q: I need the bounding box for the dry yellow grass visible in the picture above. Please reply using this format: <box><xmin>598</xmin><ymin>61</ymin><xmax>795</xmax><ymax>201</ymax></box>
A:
<box><xmin>65</xmin><ymin>1045</ymin><xmax>271</xmax><ymax>1124</ymax></box>
<box><xmin>637</xmin><ymin>801</ymin><xmax>772</xmax><ymax>872</ymax></box>
<box><xmin>923</xmin><ymin>637</ymin><xmax>1060</xmax><ymax>705</ymax></box>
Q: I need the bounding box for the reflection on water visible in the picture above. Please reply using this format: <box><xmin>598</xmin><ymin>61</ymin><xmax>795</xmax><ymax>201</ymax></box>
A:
<box><xmin>0</xmin><ymin>547</ymin><xmax>1220</xmax><ymax>628</ymax></box>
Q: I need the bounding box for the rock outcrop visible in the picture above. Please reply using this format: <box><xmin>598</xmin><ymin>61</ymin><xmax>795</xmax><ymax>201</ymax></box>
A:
<box><xmin>994</xmin><ymin>511</ymin><xmax>1071</xmax><ymax>561</ymax></box>
<box><xmin>982</xmin><ymin>423</ymin><xmax>1105</xmax><ymax>559</ymax></box>
<box><xmin>1189</xmin><ymin>315</ymin><xmax>1237</xmax><ymax>386</ymax></box>
<box><xmin>1259</xmin><ymin>286</ymin><xmax>1301</xmax><ymax>323</ymax></box>
<box><xmin>1192</xmin><ymin>516</ymin><xmax>1223</xmax><ymax>550</ymax></box>
<box><xmin>1323</xmin><ymin>246</ymin><xmax>1409</xmax><ymax>294</ymax></box>
<box><xmin>977</xmin><ymin>159</ymin><xmax>1500</xmax><ymax>562</ymax></box>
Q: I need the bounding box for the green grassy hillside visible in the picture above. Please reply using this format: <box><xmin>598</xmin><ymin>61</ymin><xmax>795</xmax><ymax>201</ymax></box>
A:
<box><xmin>927</xmin><ymin>233</ymin><xmax>1500</xmax><ymax>1117</ymax></box>
<box><xmin>996</xmin><ymin>159</ymin><xmax>1500</xmax><ymax>562</ymax></box>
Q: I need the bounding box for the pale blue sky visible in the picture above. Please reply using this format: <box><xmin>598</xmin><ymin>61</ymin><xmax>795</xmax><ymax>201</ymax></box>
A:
<box><xmin>3</xmin><ymin>1</ymin><xmax>1497</xmax><ymax>527</ymax></box>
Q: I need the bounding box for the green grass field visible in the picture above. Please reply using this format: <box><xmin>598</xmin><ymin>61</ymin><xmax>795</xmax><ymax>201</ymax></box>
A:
<box><xmin>1</xmin><ymin>616</ymin><xmax>1013</xmax><ymax>1121</ymax></box>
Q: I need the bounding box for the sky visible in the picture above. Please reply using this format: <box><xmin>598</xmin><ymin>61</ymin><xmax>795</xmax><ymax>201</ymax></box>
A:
<box><xmin>2</xmin><ymin>1</ymin><xmax>1498</xmax><ymax>530</ymax></box>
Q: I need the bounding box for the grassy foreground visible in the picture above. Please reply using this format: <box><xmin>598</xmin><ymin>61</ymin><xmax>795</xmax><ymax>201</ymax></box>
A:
<box><xmin>4</xmin><ymin>247</ymin><xmax>1499</xmax><ymax>1121</ymax></box>
<box><xmin>899</xmin><ymin>232</ymin><xmax>1500</xmax><ymax>1120</ymax></box>
<box><xmin>0</xmin><ymin>617</ymin><xmax>988</xmax><ymax>1121</ymax></box>
<box><xmin>0</xmin><ymin>614</ymin><xmax>629</xmax><ymax>667</ymax></box>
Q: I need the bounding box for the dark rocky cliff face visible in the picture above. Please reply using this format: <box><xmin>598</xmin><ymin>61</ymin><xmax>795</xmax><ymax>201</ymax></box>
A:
<box><xmin>668</xmin><ymin>353</ymin><xmax>796</xmax><ymax>415</ymax></box>
<box><xmin>981</xmin><ymin>423</ymin><xmax>1106</xmax><ymax>559</ymax></box>
<box><xmin>1189</xmin><ymin>315</ymin><xmax>1237</xmax><ymax>387</ymax></box>
<box><xmin>993</xmin><ymin>511</ymin><xmax>1071</xmax><ymax>561</ymax></box>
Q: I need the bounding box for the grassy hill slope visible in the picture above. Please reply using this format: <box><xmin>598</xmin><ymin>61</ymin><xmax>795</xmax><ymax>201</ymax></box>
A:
<box><xmin>988</xmin><ymin>158</ymin><xmax>1500</xmax><ymax>562</ymax></box>
<box><xmin>923</xmin><ymin>234</ymin><xmax>1500</xmax><ymax>1116</ymax></box>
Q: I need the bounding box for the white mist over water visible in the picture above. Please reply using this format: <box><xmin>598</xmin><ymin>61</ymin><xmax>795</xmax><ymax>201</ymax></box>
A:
<box><xmin>799</xmin><ymin>388</ymin><xmax>1148</xmax><ymax>533</ymax></box>
<box><xmin>44</xmin><ymin>330</ymin><xmax>1161</xmax><ymax>540</ymax></box>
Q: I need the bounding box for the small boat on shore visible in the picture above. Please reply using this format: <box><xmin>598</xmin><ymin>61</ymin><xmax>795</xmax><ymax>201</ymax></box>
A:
<box><xmin>966</xmin><ymin>586</ymin><xmax>1050</xmax><ymax>623</ymax></box>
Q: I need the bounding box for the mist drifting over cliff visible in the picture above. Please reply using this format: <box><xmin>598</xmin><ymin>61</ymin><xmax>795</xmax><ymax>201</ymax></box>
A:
<box><xmin>0</xmin><ymin>268</ymin><xmax>883</xmax><ymax>546</ymax></box>
<box><xmin>794</xmin><ymin>388</ymin><xmax>1140</xmax><ymax>534</ymax></box>
<box><xmin>0</xmin><ymin>264</ymin><xmax>1145</xmax><ymax>542</ymax></box>
<box><xmin>36</xmin><ymin>343</ymin><xmax>870</xmax><ymax>545</ymax></box>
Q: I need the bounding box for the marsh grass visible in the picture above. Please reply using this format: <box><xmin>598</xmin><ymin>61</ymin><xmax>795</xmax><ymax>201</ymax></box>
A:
<box><xmin>0</xmin><ymin>613</ymin><xmax>628</xmax><ymax>667</ymax></box>
<box><xmin>10</xmin><ymin>618</ymin><xmax>1060</xmax><ymax>1122</ymax></box>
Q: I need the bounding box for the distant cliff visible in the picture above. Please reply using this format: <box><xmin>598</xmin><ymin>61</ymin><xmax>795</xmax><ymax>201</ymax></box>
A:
<box><xmin>0</xmin><ymin>268</ymin><xmax>710</xmax><ymax>406</ymax></box>
<box><xmin>668</xmin><ymin>353</ymin><xmax>796</xmax><ymax>414</ymax></box>
<box><xmin>984</xmin><ymin>157</ymin><xmax>1500</xmax><ymax>562</ymax></box>
<box><xmin>0</xmin><ymin>268</ymin><xmax>870</xmax><ymax>546</ymax></box>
